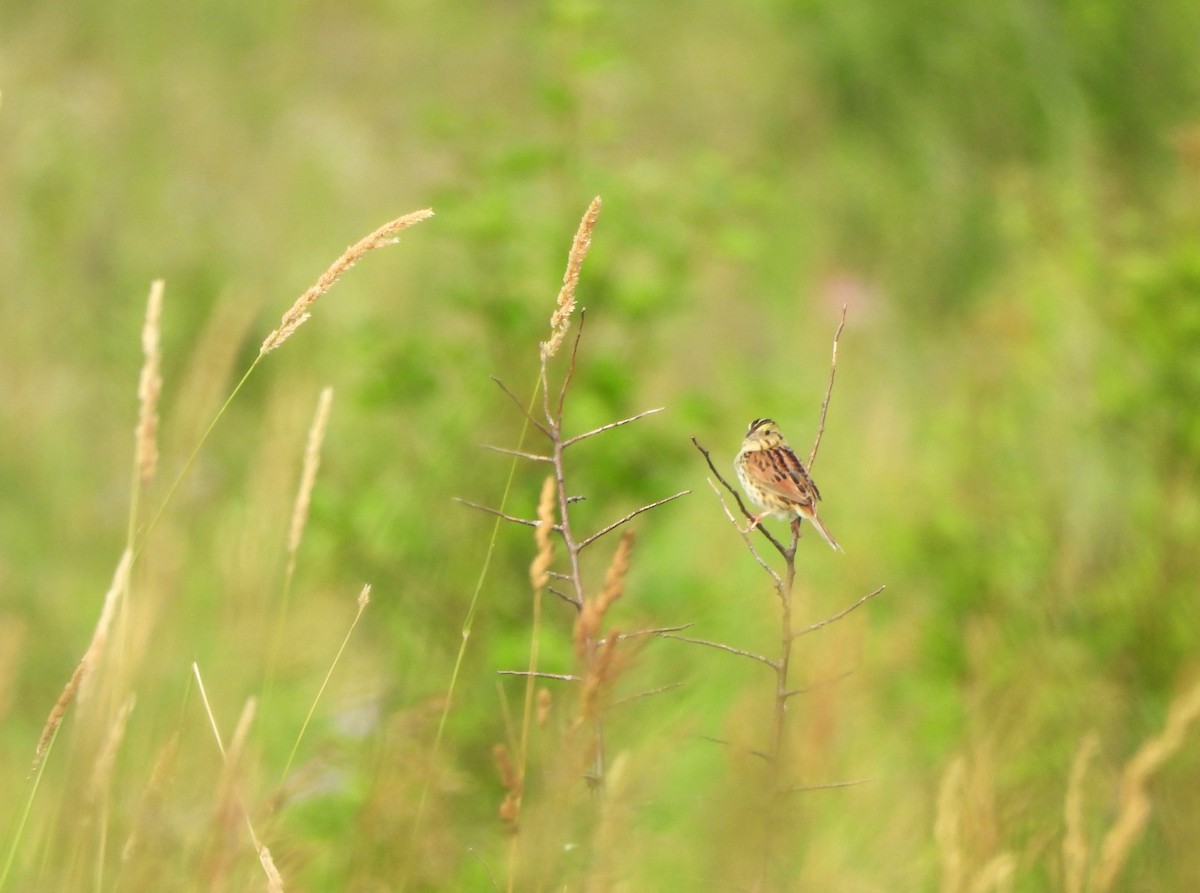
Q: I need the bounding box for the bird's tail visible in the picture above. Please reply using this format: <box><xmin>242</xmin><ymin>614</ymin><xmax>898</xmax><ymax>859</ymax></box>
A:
<box><xmin>806</xmin><ymin>512</ymin><xmax>842</xmax><ymax>552</ymax></box>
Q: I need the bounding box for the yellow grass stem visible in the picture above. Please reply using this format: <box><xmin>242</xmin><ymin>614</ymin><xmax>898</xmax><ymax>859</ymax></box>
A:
<box><xmin>1093</xmin><ymin>678</ymin><xmax>1200</xmax><ymax>891</ymax></box>
<box><xmin>127</xmin><ymin>279</ymin><xmax>163</xmax><ymax>549</ymax></box>
<box><xmin>936</xmin><ymin>756</ymin><xmax>967</xmax><ymax>893</ymax></box>
<box><xmin>504</xmin><ymin>476</ymin><xmax>557</xmax><ymax>888</ymax></box>
<box><xmin>279</xmin><ymin>584</ymin><xmax>371</xmax><ymax>786</ymax></box>
<box><xmin>1063</xmin><ymin>732</ymin><xmax>1099</xmax><ymax>893</ymax></box>
<box><xmin>401</xmin><ymin>375</ymin><xmax>541</xmax><ymax>893</ymax></box>
<box><xmin>35</xmin><ymin>550</ymin><xmax>133</xmax><ymax>764</ymax></box>
<box><xmin>89</xmin><ymin>695</ymin><xmax>136</xmax><ymax>893</ymax></box>
<box><xmin>193</xmin><ymin>664</ymin><xmax>282</xmax><ymax>891</ymax></box>
<box><xmin>266</xmin><ymin>386</ymin><xmax>335</xmax><ymax>698</ymax></box>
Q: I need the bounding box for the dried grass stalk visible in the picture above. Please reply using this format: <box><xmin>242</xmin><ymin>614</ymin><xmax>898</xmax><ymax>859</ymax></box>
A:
<box><xmin>936</xmin><ymin>756</ymin><xmax>966</xmax><ymax>893</ymax></box>
<box><xmin>574</xmin><ymin>531</ymin><xmax>633</xmax><ymax>659</ymax></box>
<box><xmin>89</xmin><ymin>694</ymin><xmax>136</xmax><ymax>801</ymax></box>
<box><xmin>258</xmin><ymin>845</ymin><xmax>285</xmax><ymax>893</ymax></box>
<box><xmin>536</xmin><ymin>687</ymin><xmax>551</xmax><ymax>727</ymax></box>
<box><xmin>529</xmin><ymin>476</ymin><xmax>556</xmax><ymax>591</ymax></box>
<box><xmin>287</xmin><ymin>386</ymin><xmax>334</xmax><ymax>562</ymax></box>
<box><xmin>121</xmin><ymin>731</ymin><xmax>180</xmax><ymax>864</ymax></box>
<box><xmin>1093</xmin><ymin>679</ymin><xmax>1200</xmax><ymax>892</ymax></box>
<box><xmin>969</xmin><ymin>853</ymin><xmax>1015</xmax><ymax>893</ymax></box>
<box><xmin>35</xmin><ymin>549</ymin><xmax>133</xmax><ymax>763</ymax></box>
<box><xmin>580</xmin><ymin>632</ymin><xmax>620</xmax><ymax>722</ymax></box>
<box><xmin>260</xmin><ymin>208</ymin><xmax>434</xmax><ymax>355</ymax></box>
<box><xmin>494</xmin><ymin>743</ymin><xmax>521</xmax><ymax>832</ymax></box>
<box><xmin>540</xmin><ymin>197</ymin><xmax>601</xmax><ymax>361</ymax></box>
<box><xmin>228</xmin><ymin>697</ymin><xmax>257</xmax><ymax>768</ymax></box>
<box><xmin>1063</xmin><ymin>732</ymin><xmax>1100</xmax><ymax>893</ymax></box>
<box><xmin>136</xmin><ymin>280</ymin><xmax>164</xmax><ymax>485</ymax></box>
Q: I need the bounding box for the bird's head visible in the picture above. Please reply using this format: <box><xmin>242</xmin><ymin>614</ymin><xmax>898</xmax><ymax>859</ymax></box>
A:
<box><xmin>743</xmin><ymin>418</ymin><xmax>785</xmax><ymax>450</ymax></box>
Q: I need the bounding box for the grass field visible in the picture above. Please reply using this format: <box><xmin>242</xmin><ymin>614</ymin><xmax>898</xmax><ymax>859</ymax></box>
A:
<box><xmin>3</xmin><ymin>2</ymin><xmax>1200</xmax><ymax>890</ymax></box>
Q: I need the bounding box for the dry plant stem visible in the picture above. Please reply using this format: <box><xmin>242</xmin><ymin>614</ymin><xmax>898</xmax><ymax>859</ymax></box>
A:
<box><xmin>609</xmin><ymin>681</ymin><xmax>686</xmax><ymax>708</ymax></box>
<box><xmin>480</xmin><ymin>443</ymin><xmax>553</xmax><ymax>462</ymax></box>
<box><xmin>498</xmin><ymin>671</ymin><xmax>579</xmax><ymax>682</ymax></box>
<box><xmin>1092</xmin><ymin>678</ymin><xmax>1200</xmax><ymax>892</ymax></box>
<box><xmin>807</xmin><ymin>305</ymin><xmax>847</xmax><ymax>470</ymax></box>
<box><xmin>780</xmin><ymin>778</ymin><xmax>871</xmax><ymax>794</ymax></box>
<box><xmin>936</xmin><ymin>757</ymin><xmax>967</xmax><ymax>893</ymax></box>
<box><xmin>279</xmin><ymin>584</ymin><xmax>371</xmax><ymax>788</ymax></box>
<box><xmin>560</xmin><ymin>406</ymin><xmax>664</xmax><ymax>448</ymax></box>
<box><xmin>618</xmin><ymin>623</ymin><xmax>695</xmax><ymax>640</ymax></box>
<box><xmin>658</xmin><ymin>633</ymin><xmax>776</xmax><ymax>669</ymax></box>
<box><xmin>1063</xmin><ymin>733</ymin><xmax>1100</xmax><ymax>893</ymax></box>
<box><xmin>451</xmin><ymin>497</ymin><xmax>547</xmax><ymax>530</ymax></box>
<box><xmin>267</xmin><ymin>387</ymin><xmax>334</xmax><ymax>699</ymax></box>
<box><xmin>703</xmin><ymin>477</ymin><xmax>781</xmax><ymax>582</ymax></box>
<box><xmin>798</xmin><ymin>585</ymin><xmax>887</xmax><ymax>636</ymax></box>
<box><xmin>577</xmin><ymin>490</ymin><xmax>690</xmax><ymax>551</ymax></box>
<box><xmin>127</xmin><ymin>279</ymin><xmax>164</xmax><ymax>548</ymax></box>
<box><xmin>192</xmin><ymin>664</ymin><xmax>283</xmax><ymax>892</ymax></box>
<box><xmin>88</xmin><ymin>695</ymin><xmax>136</xmax><ymax>893</ymax></box>
<box><xmin>34</xmin><ymin>549</ymin><xmax>133</xmax><ymax>765</ymax></box>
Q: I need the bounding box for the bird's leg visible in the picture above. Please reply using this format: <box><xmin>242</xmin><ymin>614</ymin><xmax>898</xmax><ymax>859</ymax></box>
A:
<box><xmin>742</xmin><ymin>511</ymin><xmax>771</xmax><ymax>534</ymax></box>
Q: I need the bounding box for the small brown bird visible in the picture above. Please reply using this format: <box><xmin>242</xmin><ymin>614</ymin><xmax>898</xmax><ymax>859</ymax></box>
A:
<box><xmin>734</xmin><ymin>418</ymin><xmax>841</xmax><ymax>551</ymax></box>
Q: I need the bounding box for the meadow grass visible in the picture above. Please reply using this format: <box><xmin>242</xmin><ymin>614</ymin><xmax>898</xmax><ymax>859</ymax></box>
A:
<box><xmin>4</xmin><ymin>3</ymin><xmax>1200</xmax><ymax>890</ymax></box>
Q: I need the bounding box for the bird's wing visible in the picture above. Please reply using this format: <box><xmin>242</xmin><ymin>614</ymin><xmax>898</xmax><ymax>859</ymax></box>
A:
<box><xmin>743</xmin><ymin>448</ymin><xmax>820</xmax><ymax>507</ymax></box>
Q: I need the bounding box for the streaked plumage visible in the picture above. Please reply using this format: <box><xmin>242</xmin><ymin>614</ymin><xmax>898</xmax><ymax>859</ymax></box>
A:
<box><xmin>734</xmin><ymin>418</ymin><xmax>841</xmax><ymax>551</ymax></box>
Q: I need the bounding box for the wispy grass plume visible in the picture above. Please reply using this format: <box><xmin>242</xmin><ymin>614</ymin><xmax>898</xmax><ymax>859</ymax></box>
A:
<box><xmin>34</xmin><ymin>549</ymin><xmax>133</xmax><ymax>765</ymax></box>
<box><xmin>260</xmin><ymin>209</ymin><xmax>434</xmax><ymax>355</ymax></box>
<box><xmin>135</xmin><ymin>280</ymin><xmax>163</xmax><ymax>488</ymax></box>
<box><xmin>540</xmin><ymin>196</ymin><xmax>600</xmax><ymax>362</ymax></box>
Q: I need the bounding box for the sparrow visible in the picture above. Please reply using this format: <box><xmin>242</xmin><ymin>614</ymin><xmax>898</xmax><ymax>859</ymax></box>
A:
<box><xmin>734</xmin><ymin>417</ymin><xmax>841</xmax><ymax>551</ymax></box>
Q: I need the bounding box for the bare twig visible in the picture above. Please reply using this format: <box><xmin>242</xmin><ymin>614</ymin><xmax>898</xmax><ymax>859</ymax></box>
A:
<box><xmin>491</xmin><ymin>377</ymin><xmax>552</xmax><ymax>438</ymax></box>
<box><xmin>454</xmin><ymin>498</ymin><xmax>543</xmax><ymax>530</ymax></box>
<box><xmin>618</xmin><ymin>623</ymin><xmax>695</xmax><ymax>640</ymax></box>
<box><xmin>782</xmin><ymin>669</ymin><xmax>854</xmax><ymax>700</ymax></box>
<box><xmin>780</xmin><ymin>777</ymin><xmax>871</xmax><ymax>795</ymax></box>
<box><xmin>546</xmin><ymin>587</ymin><xmax>576</xmax><ymax>606</ymax></box>
<box><xmin>698</xmin><ymin>735</ymin><xmax>774</xmax><ymax>762</ymax></box>
<box><xmin>561</xmin><ymin>407</ymin><xmax>665</xmax><ymax>448</ymax></box>
<box><xmin>703</xmin><ymin>478</ymin><xmax>781</xmax><ymax>583</ymax></box>
<box><xmin>611</xmin><ymin>682</ymin><xmax>686</xmax><ymax>709</ymax></box>
<box><xmin>691</xmin><ymin>436</ymin><xmax>787</xmax><ymax>557</ymax></box>
<box><xmin>480</xmin><ymin>444</ymin><xmax>553</xmax><ymax>463</ymax></box>
<box><xmin>797</xmin><ymin>586</ymin><xmax>887</xmax><ymax>636</ymax></box>
<box><xmin>555</xmin><ymin>310</ymin><xmax>588</xmax><ymax>422</ymax></box>
<box><xmin>497</xmin><ymin>671</ymin><xmax>580</xmax><ymax>682</ymax></box>
<box><xmin>578</xmin><ymin>490</ymin><xmax>691</xmax><ymax>550</ymax></box>
<box><xmin>807</xmin><ymin>305</ymin><xmax>847</xmax><ymax>470</ymax></box>
<box><xmin>657</xmin><ymin>633</ymin><xmax>777</xmax><ymax>669</ymax></box>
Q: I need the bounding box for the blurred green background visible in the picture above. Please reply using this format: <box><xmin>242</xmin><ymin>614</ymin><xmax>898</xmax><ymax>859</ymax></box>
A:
<box><xmin>3</xmin><ymin>0</ymin><xmax>1200</xmax><ymax>890</ymax></box>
